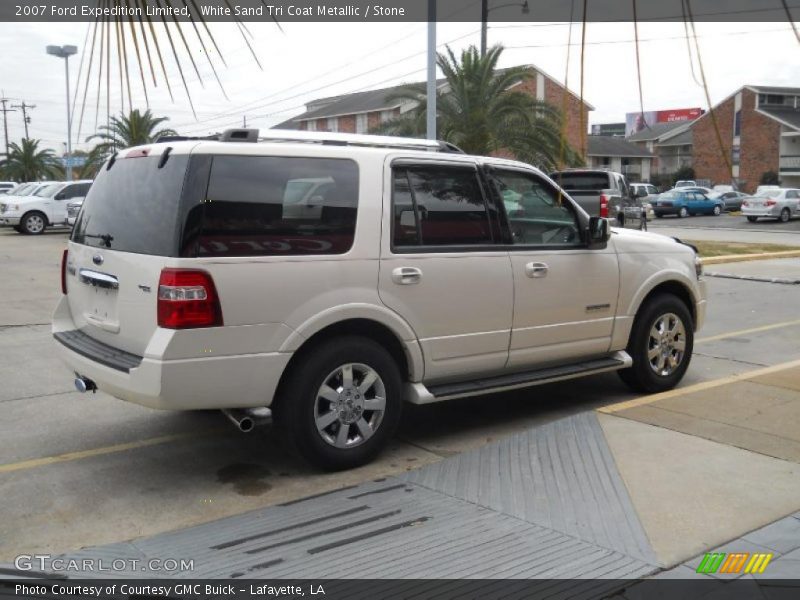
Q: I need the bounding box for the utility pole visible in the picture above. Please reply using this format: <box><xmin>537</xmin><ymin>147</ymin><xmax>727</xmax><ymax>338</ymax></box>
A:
<box><xmin>0</xmin><ymin>96</ymin><xmax>15</xmax><ymax>157</ymax></box>
<box><xmin>242</xmin><ymin>115</ymin><xmax>247</xmax><ymax>127</ymax></box>
<box><xmin>426</xmin><ymin>0</ymin><xmax>436</xmax><ymax>141</ymax></box>
<box><xmin>12</xmin><ymin>102</ymin><xmax>35</xmax><ymax>139</ymax></box>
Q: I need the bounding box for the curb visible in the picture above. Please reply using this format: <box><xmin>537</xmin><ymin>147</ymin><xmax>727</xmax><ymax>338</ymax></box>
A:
<box><xmin>701</xmin><ymin>250</ymin><xmax>800</xmax><ymax>265</ymax></box>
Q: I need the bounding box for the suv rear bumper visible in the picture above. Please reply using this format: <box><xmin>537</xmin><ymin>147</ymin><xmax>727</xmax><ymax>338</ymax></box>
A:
<box><xmin>53</xmin><ymin>296</ymin><xmax>292</xmax><ymax>410</ymax></box>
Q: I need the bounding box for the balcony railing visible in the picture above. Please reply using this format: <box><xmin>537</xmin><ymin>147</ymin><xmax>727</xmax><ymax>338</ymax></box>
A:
<box><xmin>780</xmin><ymin>155</ymin><xmax>800</xmax><ymax>171</ymax></box>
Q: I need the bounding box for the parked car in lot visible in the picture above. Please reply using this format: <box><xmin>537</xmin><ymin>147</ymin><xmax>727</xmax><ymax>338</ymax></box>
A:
<box><xmin>66</xmin><ymin>200</ymin><xmax>83</xmax><ymax>227</ymax></box>
<box><xmin>0</xmin><ymin>181</ymin><xmax>16</xmax><ymax>194</ymax></box>
<box><xmin>0</xmin><ymin>180</ymin><xmax>92</xmax><ymax>234</ymax></box>
<box><xmin>741</xmin><ymin>188</ymin><xmax>800</xmax><ymax>222</ymax></box>
<box><xmin>711</xmin><ymin>190</ymin><xmax>748</xmax><ymax>211</ymax></box>
<box><xmin>674</xmin><ymin>180</ymin><xmax>696</xmax><ymax>188</ymax></box>
<box><xmin>756</xmin><ymin>184</ymin><xmax>781</xmax><ymax>195</ymax></box>
<box><xmin>548</xmin><ymin>168</ymin><xmax>633</xmax><ymax>219</ymax></box>
<box><xmin>653</xmin><ymin>189</ymin><xmax>725</xmax><ymax>218</ymax></box>
<box><xmin>54</xmin><ymin>129</ymin><xmax>706</xmax><ymax>470</ymax></box>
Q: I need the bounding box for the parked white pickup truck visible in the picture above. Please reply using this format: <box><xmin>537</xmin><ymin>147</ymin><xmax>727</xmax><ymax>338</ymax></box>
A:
<box><xmin>0</xmin><ymin>180</ymin><xmax>92</xmax><ymax>234</ymax></box>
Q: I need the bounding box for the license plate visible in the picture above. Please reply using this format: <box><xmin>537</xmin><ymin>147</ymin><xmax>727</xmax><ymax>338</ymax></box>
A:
<box><xmin>88</xmin><ymin>286</ymin><xmax>118</xmax><ymax>323</ymax></box>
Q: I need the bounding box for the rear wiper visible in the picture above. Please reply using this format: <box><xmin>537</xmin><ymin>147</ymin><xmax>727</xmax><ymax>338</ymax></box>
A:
<box><xmin>85</xmin><ymin>232</ymin><xmax>114</xmax><ymax>247</ymax></box>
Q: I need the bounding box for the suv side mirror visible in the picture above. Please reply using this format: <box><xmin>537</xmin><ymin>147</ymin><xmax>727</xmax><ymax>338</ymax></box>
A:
<box><xmin>587</xmin><ymin>216</ymin><xmax>609</xmax><ymax>249</ymax></box>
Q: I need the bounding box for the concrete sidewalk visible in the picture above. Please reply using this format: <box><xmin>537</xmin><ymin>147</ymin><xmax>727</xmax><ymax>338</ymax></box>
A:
<box><xmin>4</xmin><ymin>361</ymin><xmax>800</xmax><ymax>588</ymax></box>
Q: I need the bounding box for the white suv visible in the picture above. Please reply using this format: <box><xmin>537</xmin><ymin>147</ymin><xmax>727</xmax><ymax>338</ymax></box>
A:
<box><xmin>53</xmin><ymin>130</ymin><xmax>707</xmax><ymax>470</ymax></box>
<box><xmin>0</xmin><ymin>180</ymin><xmax>93</xmax><ymax>234</ymax></box>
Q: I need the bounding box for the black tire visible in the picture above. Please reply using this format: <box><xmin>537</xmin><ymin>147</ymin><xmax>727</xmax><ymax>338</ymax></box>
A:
<box><xmin>746</xmin><ymin>216</ymin><xmax>758</xmax><ymax>223</ymax></box>
<box><xmin>12</xmin><ymin>225</ymin><xmax>22</xmax><ymax>233</ymax></box>
<box><xmin>20</xmin><ymin>211</ymin><xmax>47</xmax><ymax>235</ymax></box>
<box><xmin>712</xmin><ymin>205</ymin><xmax>722</xmax><ymax>216</ymax></box>
<box><xmin>779</xmin><ymin>208</ymin><xmax>791</xmax><ymax>223</ymax></box>
<box><xmin>278</xmin><ymin>336</ymin><xmax>403</xmax><ymax>471</ymax></box>
<box><xmin>618</xmin><ymin>293</ymin><xmax>694</xmax><ymax>393</ymax></box>
<box><xmin>655</xmin><ymin>213</ymin><xmax>664</xmax><ymax>219</ymax></box>
<box><xmin>678</xmin><ymin>207</ymin><xmax>689</xmax><ymax>218</ymax></box>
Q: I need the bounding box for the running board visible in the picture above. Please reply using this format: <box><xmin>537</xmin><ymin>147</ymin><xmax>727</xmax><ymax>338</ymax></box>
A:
<box><xmin>405</xmin><ymin>351</ymin><xmax>632</xmax><ymax>405</ymax></box>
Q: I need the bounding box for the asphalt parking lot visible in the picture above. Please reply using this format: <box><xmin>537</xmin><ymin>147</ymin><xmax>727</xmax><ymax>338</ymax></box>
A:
<box><xmin>2</xmin><ymin>226</ymin><xmax>800</xmax><ymax>562</ymax></box>
<box><xmin>648</xmin><ymin>213</ymin><xmax>800</xmax><ymax>245</ymax></box>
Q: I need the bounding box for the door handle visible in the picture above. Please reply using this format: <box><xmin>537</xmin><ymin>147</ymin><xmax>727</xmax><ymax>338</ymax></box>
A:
<box><xmin>525</xmin><ymin>262</ymin><xmax>549</xmax><ymax>279</ymax></box>
<box><xmin>391</xmin><ymin>267</ymin><xmax>422</xmax><ymax>285</ymax></box>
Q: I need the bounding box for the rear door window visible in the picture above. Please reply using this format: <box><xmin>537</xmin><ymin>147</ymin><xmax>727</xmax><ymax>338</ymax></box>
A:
<box><xmin>391</xmin><ymin>164</ymin><xmax>494</xmax><ymax>248</ymax></box>
<box><xmin>181</xmin><ymin>155</ymin><xmax>358</xmax><ymax>257</ymax></box>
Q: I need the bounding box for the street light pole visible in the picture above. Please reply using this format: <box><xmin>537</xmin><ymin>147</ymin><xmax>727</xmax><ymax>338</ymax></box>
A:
<box><xmin>481</xmin><ymin>1</ymin><xmax>530</xmax><ymax>57</ymax></box>
<box><xmin>46</xmin><ymin>44</ymin><xmax>78</xmax><ymax>181</ymax></box>
<box><xmin>481</xmin><ymin>0</ymin><xmax>488</xmax><ymax>57</ymax></box>
<box><xmin>426</xmin><ymin>0</ymin><xmax>436</xmax><ymax>140</ymax></box>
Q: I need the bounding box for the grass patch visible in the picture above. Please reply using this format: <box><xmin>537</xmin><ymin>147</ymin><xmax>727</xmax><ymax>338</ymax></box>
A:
<box><xmin>687</xmin><ymin>240</ymin><xmax>800</xmax><ymax>258</ymax></box>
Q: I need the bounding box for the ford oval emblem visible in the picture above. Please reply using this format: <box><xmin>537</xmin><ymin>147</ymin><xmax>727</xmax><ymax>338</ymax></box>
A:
<box><xmin>92</xmin><ymin>254</ymin><xmax>104</xmax><ymax>266</ymax></box>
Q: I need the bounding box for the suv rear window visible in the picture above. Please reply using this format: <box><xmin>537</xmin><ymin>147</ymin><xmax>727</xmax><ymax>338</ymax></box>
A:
<box><xmin>72</xmin><ymin>155</ymin><xmax>190</xmax><ymax>256</ymax></box>
<box><xmin>181</xmin><ymin>156</ymin><xmax>358</xmax><ymax>257</ymax></box>
<box><xmin>550</xmin><ymin>172</ymin><xmax>610</xmax><ymax>191</ymax></box>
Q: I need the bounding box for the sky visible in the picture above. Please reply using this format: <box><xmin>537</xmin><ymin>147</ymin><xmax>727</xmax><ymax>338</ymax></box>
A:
<box><xmin>0</xmin><ymin>19</ymin><xmax>797</xmax><ymax>154</ymax></box>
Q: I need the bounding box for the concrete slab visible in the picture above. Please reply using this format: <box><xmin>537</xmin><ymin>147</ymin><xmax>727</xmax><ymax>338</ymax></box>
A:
<box><xmin>608</xmin><ymin>380</ymin><xmax>800</xmax><ymax>464</ymax></box>
<box><xmin>742</xmin><ymin>516</ymin><xmax>800</xmax><ymax>555</ymax></box>
<box><xmin>752</xmin><ymin>370</ymin><xmax>800</xmax><ymax>393</ymax></box>
<box><xmin>597</xmin><ymin>413</ymin><xmax>800</xmax><ymax>568</ymax></box>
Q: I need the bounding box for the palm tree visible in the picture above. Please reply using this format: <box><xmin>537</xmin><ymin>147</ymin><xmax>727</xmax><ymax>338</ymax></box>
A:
<box><xmin>86</xmin><ymin>109</ymin><xmax>178</xmax><ymax>155</ymax></box>
<box><xmin>0</xmin><ymin>139</ymin><xmax>62</xmax><ymax>182</ymax></box>
<box><xmin>379</xmin><ymin>45</ymin><xmax>583</xmax><ymax>171</ymax></box>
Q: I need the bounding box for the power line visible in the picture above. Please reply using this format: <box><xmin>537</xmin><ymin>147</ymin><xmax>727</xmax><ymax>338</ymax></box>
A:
<box><xmin>175</xmin><ymin>27</ymin><xmax>480</xmax><ymax>133</ymax></box>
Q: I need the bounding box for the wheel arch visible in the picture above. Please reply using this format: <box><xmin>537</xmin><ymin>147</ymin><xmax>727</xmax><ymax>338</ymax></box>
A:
<box><xmin>273</xmin><ymin>314</ymin><xmax>423</xmax><ymax>416</ymax></box>
<box><xmin>629</xmin><ymin>277</ymin><xmax>698</xmax><ymax>330</ymax></box>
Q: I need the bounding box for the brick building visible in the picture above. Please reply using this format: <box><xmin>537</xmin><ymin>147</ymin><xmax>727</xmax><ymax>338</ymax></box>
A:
<box><xmin>274</xmin><ymin>65</ymin><xmax>593</xmax><ymax>160</ymax></box>
<box><xmin>691</xmin><ymin>85</ymin><xmax>800</xmax><ymax>193</ymax></box>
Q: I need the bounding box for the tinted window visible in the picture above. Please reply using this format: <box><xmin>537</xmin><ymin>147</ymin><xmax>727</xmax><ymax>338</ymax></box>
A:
<box><xmin>72</xmin><ymin>155</ymin><xmax>189</xmax><ymax>256</ymax></box>
<box><xmin>786</xmin><ymin>190</ymin><xmax>799</xmax><ymax>199</ymax></box>
<box><xmin>489</xmin><ymin>169</ymin><xmax>581</xmax><ymax>247</ymax></box>
<box><xmin>63</xmin><ymin>183</ymin><xmax>91</xmax><ymax>198</ymax></box>
<box><xmin>549</xmin><ymin>172</ymin><xmax>610</xmax><ymax>191</ymax></box>
<box><xmin>391</xmin><ymin>165</ymin><xmax>492</xmax><ymax>247</ymax></box>
<box><xmin>182</xmin><ymin>156</ymin><xmax>358</xmax><ymax>257</ymax></box>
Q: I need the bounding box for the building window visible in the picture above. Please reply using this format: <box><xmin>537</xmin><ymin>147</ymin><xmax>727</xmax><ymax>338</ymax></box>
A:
<box><xmin>758</xmin><ymin>94</ymin><xmax>785</xmax><ymax>106</ymax></box>
<box><xmin>734</xmin><ymin>109</ymin><xmax>741</xmax><ymax>137</ymax></box>
<box><xmin>327</xmin><ymin>117</ymin><xmax>338</xmax><ymax>132</ymax></box>
<box><xmin>306</xmin><ymin>120</ymin><xmax>316</xmax><ymax>132</ymax></box>
<box><xmin>356</xmin><ymin>113</ymin><xmax>368</xmax><ymax>134</ymax></box>
<box><xmin>380</xmin><ymin>110</ymin><xmax>394</xmax><ymax>122</ymax></box>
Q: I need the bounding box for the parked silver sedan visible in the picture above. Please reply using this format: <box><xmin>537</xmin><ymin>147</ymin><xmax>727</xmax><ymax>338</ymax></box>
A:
<box><xmin>741</xmin><ymin>188</ymin><xmax>800</xmax><ymax>222</ymax></box>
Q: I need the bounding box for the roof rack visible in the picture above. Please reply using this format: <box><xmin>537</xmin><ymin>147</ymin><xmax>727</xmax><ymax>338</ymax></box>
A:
<box><xmin>214</xmin><ymin>128</ymin><xmax>465</xmax><ymax>154</ymax></box>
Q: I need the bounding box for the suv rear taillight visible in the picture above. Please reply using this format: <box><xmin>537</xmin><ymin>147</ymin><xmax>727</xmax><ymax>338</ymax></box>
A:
<box><xmin>157</xmin><ymin>269</ymin><xmax>223</xmax><ymax>329</ymax></box>
<box><xmin>61</xmin><ymin>249</ymin><xmax>68</xmax><ymax>294</ymax></box>
<box><xmin>599</xmin><ymin>194</ymin><xmax>609</xmax><ymax>218</ymax></box>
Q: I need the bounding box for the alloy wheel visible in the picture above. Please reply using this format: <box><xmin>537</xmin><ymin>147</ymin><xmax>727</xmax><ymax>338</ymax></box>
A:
<box><xmin>647</xmin><ymin>313</ymin><xmax>687</xmax><ymax>377</ymax></box>
<box><xmin>314</xmin><ymin>363</ymin><xmax>386</xmax><ymax>449</ymax></box>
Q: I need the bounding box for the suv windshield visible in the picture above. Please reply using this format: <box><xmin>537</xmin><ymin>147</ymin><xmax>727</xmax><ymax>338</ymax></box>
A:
<box><xmin>72</xmin><ymin>154</ymin><xmax>189</xmax><ymax>255</ymax></box>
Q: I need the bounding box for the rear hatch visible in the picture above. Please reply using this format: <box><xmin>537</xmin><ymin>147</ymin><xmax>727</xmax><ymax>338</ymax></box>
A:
<box><xmin>67</xmin><ymin>149</ymin><xmax>193</xmax><ymax>356</ymax></box>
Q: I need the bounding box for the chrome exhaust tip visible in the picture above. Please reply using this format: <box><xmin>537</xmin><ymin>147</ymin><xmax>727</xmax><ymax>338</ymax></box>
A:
<box><xmin>221</xmin><ymin>408</ymin><xmax>272</xmax><ymax>433</ymax></box>
<box><xmin>74</xmin><ymin>376</ymin><xmax>97</xmax><ymax>393</ymax></box>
